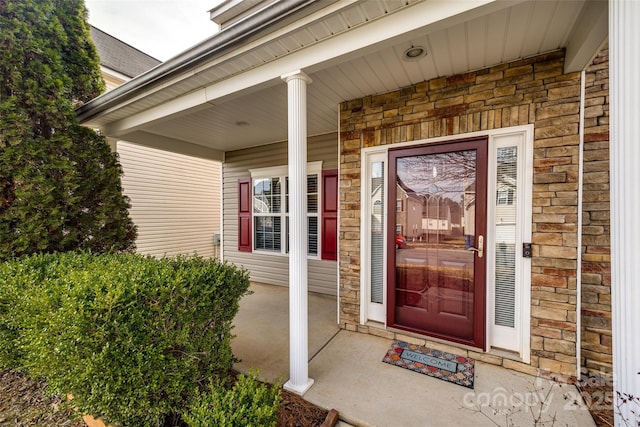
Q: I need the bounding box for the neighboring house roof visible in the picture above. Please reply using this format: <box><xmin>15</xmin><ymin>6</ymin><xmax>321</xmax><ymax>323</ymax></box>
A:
<box><xmin>90</xmin><ymin>25</ymin><xmax>161</xmax><ymax>78</ymax></box>
<box><xmin>396</xmin><ymin>179</ymin><xmax>421</xmax><ymax>201</ymax></box>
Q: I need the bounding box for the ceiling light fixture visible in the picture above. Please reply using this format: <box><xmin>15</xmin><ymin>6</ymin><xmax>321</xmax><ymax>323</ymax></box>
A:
<box><xmin>403</xmin><ymin>46</ymin><xmax>427</xmax><ymax>61</ymax></box>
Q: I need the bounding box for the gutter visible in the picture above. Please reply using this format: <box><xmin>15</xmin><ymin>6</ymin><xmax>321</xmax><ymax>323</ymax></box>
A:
<box><xmin>77</xmin><ymin>0</ymin><xmax>320</xmax><ymax>123</ymax></box>
<box><xmin>576</xmin><ymin>69</ymin><xmax>586</xmax><ymax>379</ymax></box>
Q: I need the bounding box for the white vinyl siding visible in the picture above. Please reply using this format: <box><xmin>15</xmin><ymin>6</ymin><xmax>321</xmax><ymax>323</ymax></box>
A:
<box><xmin>223</xmin><ymin>133</ymin><xmax>338</xmax><ymax>296</ymax></box>
<box><xmin>118</xmin><ymin>141</ymin><xmax>221</xmax><ymax>258</ymax></box>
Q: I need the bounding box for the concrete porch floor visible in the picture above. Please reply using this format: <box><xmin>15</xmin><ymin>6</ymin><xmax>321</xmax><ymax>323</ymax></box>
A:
<box><xmin>232</xmin><ymin>283</ymin><xmax>596</xmax><ymax>426</ymax></box>
<box><xmin>232</xmin><ymin>282</ymin><xmax>340</xmax><ymax>382</ymax></box>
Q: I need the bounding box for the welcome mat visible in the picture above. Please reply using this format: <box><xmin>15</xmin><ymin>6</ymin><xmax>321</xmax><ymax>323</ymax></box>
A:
<box><xmin>382</xmin><ymin>340</ymin><xmax>475</xmax><ymax>389</ymax></box>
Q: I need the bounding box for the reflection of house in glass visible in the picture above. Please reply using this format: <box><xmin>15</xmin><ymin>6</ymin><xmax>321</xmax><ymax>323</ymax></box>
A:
<box><xmin>395</xmin><ymin>178</ymin><xmax>467</xmax><ymax>243</ymax></box>
<box><xmin>396</xmin><ymin>180</ymin><xmax>422</xmax><ymax>239</ymax></box>
<box><xmin>423</xmin><ymin>193</ymin><xmax>458</xmax><ymax>236</ymax></box>
<box><xmin>495</xmin><ymin>147</ymin><xmax>517</xmax><ymax>249</ymax></box>
<box><xmin>394</xmin><ymin>150</ymin><xmax>476</xmax><ymax>245</ymax></box>
<box><xmin>463</xmin><ymin>182</ymin><xmax>475</xmax><ymax>249</ymax></box>
<box><xmin>371</xmin><ymin>180</ymin><xmax>384</xmax><ymax>233</ymax></box>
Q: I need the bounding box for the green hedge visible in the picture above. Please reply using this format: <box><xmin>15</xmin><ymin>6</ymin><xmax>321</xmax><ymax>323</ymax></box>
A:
<box><xmin>0</xmin><ymin>252</ymin><xmax>250</xmax><ymax>426</ymax></box>
<box><xmin>182</xmin><ymin>369</ymin><xmax>282</xmax><ymax>427</ymax></box>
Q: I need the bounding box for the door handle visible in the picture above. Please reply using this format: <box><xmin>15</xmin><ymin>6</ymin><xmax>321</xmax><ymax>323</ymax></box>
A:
<box><xmin>467</xmin><ymin>235</ymin><xmax>483</xmax><ymax>258</ymax></box>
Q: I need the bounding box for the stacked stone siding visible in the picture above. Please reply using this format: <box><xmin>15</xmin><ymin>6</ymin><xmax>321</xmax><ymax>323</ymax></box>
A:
<box><xmin>339</xmin><ymin>49</ymin><xmax>586</xmax><ymax>377</ymax></box>
<box><xmin>581</xmin><ymin>45</ymin><xmax>612</xmax><ymax>376</ymax></box>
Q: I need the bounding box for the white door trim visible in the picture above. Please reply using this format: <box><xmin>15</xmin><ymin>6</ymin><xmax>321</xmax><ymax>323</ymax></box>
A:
<box><xmin>359</xmin><ymin>125</ymin><xmax>533</xmax><ymax>363</ymax></box>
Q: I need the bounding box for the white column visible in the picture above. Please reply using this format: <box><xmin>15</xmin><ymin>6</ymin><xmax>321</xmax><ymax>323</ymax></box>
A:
<box><xmin>281</xmin><ymin>70</ymin><xmax>314</xmax><ymax>395</ymax></box>
<box><xmin>609</xmin><ymin>1</ymin><xmax>640</xmax><ymax>425</ymax></box>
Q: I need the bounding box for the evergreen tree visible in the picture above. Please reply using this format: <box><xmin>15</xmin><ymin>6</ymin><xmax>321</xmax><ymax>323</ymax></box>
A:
<box><xmin>0</xmin><ymin>0</ymin><xmax>136</xmax><ymax>260</ymax></box>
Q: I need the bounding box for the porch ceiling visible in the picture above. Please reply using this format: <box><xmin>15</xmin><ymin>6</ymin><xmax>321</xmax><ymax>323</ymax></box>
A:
<box><xmin>84</xmin><ymin>0</ymin><xmax>607</xmax><ymax>157</ymax></box>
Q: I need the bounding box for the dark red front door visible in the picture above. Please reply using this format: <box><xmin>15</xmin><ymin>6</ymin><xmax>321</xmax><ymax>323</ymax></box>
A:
<box><xmin>387</xmin><ymin>137</ymin><xmax>487</xmax><ymax>348</ymax></box>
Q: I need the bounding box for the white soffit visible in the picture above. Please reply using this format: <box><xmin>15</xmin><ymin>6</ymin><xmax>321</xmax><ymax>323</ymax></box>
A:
<box><xmin>99</xmin><ymin>0</ymin><xmax>502</xmax><ymax>136</ymax></box>
<box><xmin>94</xmin><ymin>0</ymin><xmax>598</xmax><ymax>152</ymax></box>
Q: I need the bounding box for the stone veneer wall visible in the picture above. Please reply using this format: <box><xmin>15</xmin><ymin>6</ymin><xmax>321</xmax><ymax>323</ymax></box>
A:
<box><xmin>339</xmin><ymin>49</ymin><xmax>587</xmax><ymax>378</ymax></box>
<box><xmin>580</xmin><ymin>44</ymin><xmax>612</xmax><ymax>376</ymax></box>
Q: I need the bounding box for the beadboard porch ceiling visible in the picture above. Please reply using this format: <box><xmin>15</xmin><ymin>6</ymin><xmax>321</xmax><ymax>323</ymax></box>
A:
<box><xmin>83</xmin><ymin>0</ymin><xmax>607</xmax><ymax>157</ymax></box>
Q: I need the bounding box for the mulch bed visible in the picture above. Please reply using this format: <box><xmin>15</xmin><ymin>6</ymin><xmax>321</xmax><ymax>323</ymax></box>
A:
<box><xmin>277</xmin><ymin>389</ymin><xmax>328</xmax><ymax>427</ymax></box>
<box><xmin>0</xmin><ymin>370</ymin><xmax>84</xmax><ymax>427</ymax></box>
<box><xmin>0</xmin><ymin>369</ymin><xmax>328</xmax><ymax>427</ymax></box>
<box><xmin>577</xmin><ymin>382</ymin><xmax>614</xmax><ymax>427</ymax></box>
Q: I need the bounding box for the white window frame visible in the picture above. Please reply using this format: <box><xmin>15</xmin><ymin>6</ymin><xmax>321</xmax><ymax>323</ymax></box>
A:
<box><xmin>486</xmin><ymin>129</ymin><xmax>533</xmax><ymax>363</ymax></box>
<box><xmin>361</xmin><ymin>150</ymin><xmax>388</xmax><ymax>324</ymax></box>
<box><xmin>250</xmin><ymin>162</ymin><xmax>323</xmax><ymax>259</ymax></box>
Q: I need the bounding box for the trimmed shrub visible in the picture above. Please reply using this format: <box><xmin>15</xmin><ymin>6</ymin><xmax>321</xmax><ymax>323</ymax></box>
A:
<box><xmin>0</xmin><ymin>252</ymin><xmax>250</xmax><ymax>426</ymax></box>
<box><xmin>182</xmin><ymin>370</ymin><xmax>282</xmax><ymax>427</ymax></box>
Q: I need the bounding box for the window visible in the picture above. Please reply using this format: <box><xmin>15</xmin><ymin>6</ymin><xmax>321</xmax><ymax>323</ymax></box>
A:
<box><xmin>362</xmin><ymin>151</ymin><xmax>386</xmax><ymax>323</ymax></box>
<box><xmin>253</xmin><ymin>178</ymin><xmax>282</xmax><ymax>252</ymax></box>
<box><xmin>285</xmin><ymin>175</ymin><xmax>319</xmax><ymax>255</ymax></box>
<box><xmin>248</xmin><ymin>162</ymin><xmax>323</xmax><ymax>257</ymax></box>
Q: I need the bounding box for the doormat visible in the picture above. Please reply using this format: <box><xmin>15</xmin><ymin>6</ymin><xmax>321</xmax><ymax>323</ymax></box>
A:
<box><xmin>382</xmin><ymin>340</ymin><xmax>475</xmax><ymax>389</ymax></box>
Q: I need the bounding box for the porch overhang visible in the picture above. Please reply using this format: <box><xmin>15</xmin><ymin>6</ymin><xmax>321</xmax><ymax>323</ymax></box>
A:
<box><xmin>79</xmin><ymin>0</ymin><xmax>608</xmax><ymax>158</ymax></box>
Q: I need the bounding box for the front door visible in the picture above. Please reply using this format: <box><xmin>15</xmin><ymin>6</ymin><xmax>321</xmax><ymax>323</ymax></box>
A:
<box><xmin>387</xmin><ymin>137</ymin><xmax>487</xmax><ymax>348</ymax></box>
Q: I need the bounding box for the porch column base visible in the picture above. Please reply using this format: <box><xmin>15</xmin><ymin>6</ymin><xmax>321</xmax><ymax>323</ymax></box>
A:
<box><xmin>283</xmin><ymin>378</ymin><xmax>315</xmax><ymax>396</ymax></box>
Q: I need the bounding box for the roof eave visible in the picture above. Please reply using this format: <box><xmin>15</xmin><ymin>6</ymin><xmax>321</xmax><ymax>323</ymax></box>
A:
<box><xmin>77</xmin><ymin>0</ymin><xmax>322</xmax><ymax>123</ymax></box>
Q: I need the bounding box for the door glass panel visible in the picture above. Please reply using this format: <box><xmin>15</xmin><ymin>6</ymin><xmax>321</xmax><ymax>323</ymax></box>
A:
<box><xmin>495</xmin><ymin>147</ymin><xmax>517</xmax><ymax>327</ymax></box>
<box><xmin>370</xmin><ymin>161</ymin><xmax>384</xmax><ymax>304</ymax></box>
<box><xmin>394</xmin><ymin>150</ymin><xmax>477</xmax><ymax>341</ymax></box>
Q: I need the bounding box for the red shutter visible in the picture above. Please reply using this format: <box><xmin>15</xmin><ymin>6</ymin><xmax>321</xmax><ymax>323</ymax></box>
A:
<box><xmin>238</xmin><ymin>178</ymin><xmax>252</xmax><ymax>252</ymax></box>
<box><xmin>321</xmin><ymin>169</ymin><xmax>338</xmax><ymax>261</ymax></box>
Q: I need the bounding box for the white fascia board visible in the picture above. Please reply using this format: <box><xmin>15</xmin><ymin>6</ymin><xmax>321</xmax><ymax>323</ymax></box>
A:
<box><xmin>564</xmin><ymin>0</ymin><xmax>608</xmax><ymax>73</ymax></box>
<box><xmin>105</xmin><ymin>0</ymin><xmax>500</xmax><ymax>135</ymax></box>
<box><xmin>83</xmin><ymin>67</ymin><xmax>202</xmax><ymax>129</ymax></box>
